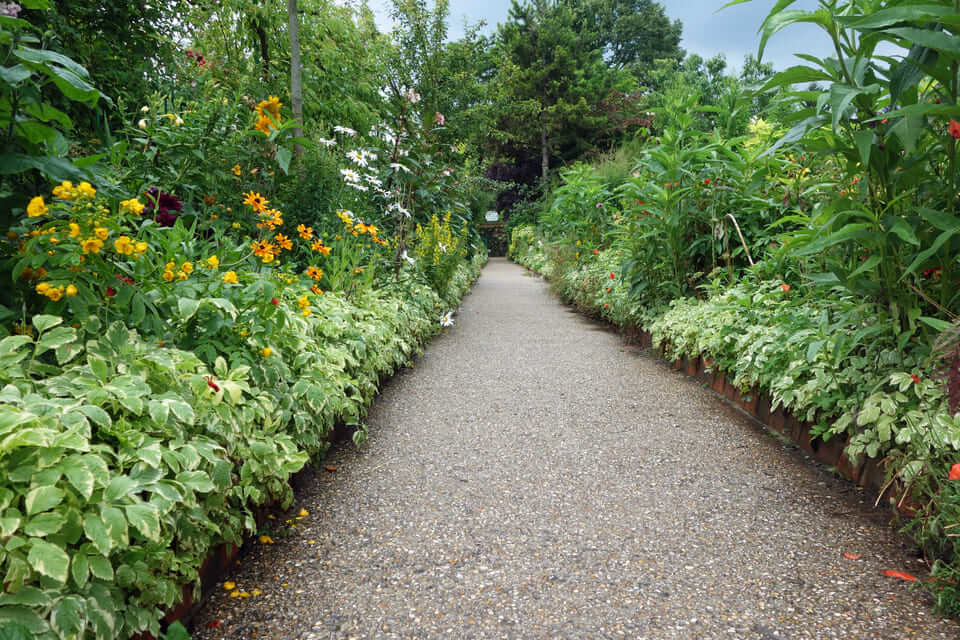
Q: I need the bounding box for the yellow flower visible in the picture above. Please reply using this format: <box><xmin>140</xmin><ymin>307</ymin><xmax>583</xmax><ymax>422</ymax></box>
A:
<box><xmin>76</xmin><ymin>182</ymin><xmax>96</xmax><ymax>199</ymax></box>
<box><xmin>27</xmin><ymin>196</ymin><xmax>47</xmax><ymax>218</ymax></box>
<box><xmin>274</xmin><ymin>233</ymin><xmax>292</xmax><ymax>250</ymax></box>
<box><xmin>181</xmin><ymin>261</ymin><xmax>193</xmax><ymax>274</ymax></box>
<box><xmin>232</xmin><ymin>164</ymin><xmax>242</xmax><ymax>176</ymax></box>
<box><xmin>223</xmin><ymin>582</ymin><xmax>236</xmax><ymax>591</ymax></box>
<box><xmin>81</xmin><ymin>237</ymin><xmax>103</xmax><ymax>254</ymax></box>
<box><xmin>296</xmin><ymin>224</ymin><xmax>313</xmax><ymax>240</ymax></box>
<box><xmin>206</xmin><ymin>255</ymin><xmax>220</xmax><ymax>269</ymax></box>
<box><xmin>52</xmin><ymin>181</ymin><xmax>76</xmax><ymax>200</ymax></box>
<box><xmin>310</xmin><ymin>285</ymin><xmax>323</xmax><ymax>295</ymax></box>
<box><xmin>242</xmin><ymin>191</ymin><xmax>268</xmax><ymax>213</ymax></box>
<box><xmin>260</xmin><ymin>347</ymin><xmax>271</xmax><ymax>357</ymax></box>
<box><xmin>94</xmin><ymin>227</ymin><xmax>109</xmax><ymax>241</ymax></box>
<box><xmin>297</xmin><ymin>295</ymin><xmax>310</xmax><ymax>309</ymax></box>
<box><xmin>305</xmin><ymin>266</ymin><xmax>323</xmax><ymax>280</ymax></box>
<box><xmin>135</xmin><ymin>241</ymin><xmax>148</xmax><ymax>253</ymax></box>
<box><xmin>254</xmin><ymin>116</ymin><xmax>273</xmax><ymax>135</ymax></box>
<box><xmin>114</xmin><ymin>236</ymin><xmax>135</xmax><ymax>255</ymax></box>
<box><xmin>35</xmin><ymin>282</ymin><xmax>50</xmax><ymax>294</ymax></box>
<box><xmin>250</xmin><ymin>589</ymin><xmax>263</xmax><ymax>596</ymax></box>
<box><xmin>68</xmin><ymin>223</ymin><xmax>80</xmax><ymax>238</ymax></box>
<box><xmin>46</xmin><ymin>286</ymin><xmax>64</xmax><ymax>301</ymax></box>
<box><xmin>232</xmin><ymin>222</ymin><xmax>241</xmax><ymax>229</ymax></box>
<box><xmin>353</xmin><ymin>268</ymin><xmax>363</xmax><ymax>274</ymax></box>
<box><xmin>222</xmin><ymin>270</ymin><xmax>238</xmax><ymax>284</ymax></box>
<box><xmin>177</xmin><ymin>270</ymin><xmax>188</xmax><ymax>281</ymax></box>
<box><xmin>65</xmin><ymin>284</ymin><xmax>78</xmax><ymax>297</ymax></box>
<box><xmin>120</xmin><ymin>198</ymin><xmax>145</xmax><ymax>215</ymax></box>
<box><xmin>162</xmin><ymin>270</ymin><xmax>174</xmax><ymax>282</ymax></box>
<box><xmin>256</xmin><ymin>96</ymin><xmax>282</xmax><ymax>119</ymax></box>
<box><xmin>302</xmin><ymin>307</ymin><xmax>312</xmax><ymax>317</ymax></box>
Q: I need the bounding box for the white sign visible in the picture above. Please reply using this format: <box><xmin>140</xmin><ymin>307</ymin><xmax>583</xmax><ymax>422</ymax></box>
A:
<box><xmin>485</xmin><ymin>210</ymin><xmax>499</xmax><ymax>222</ymax></box>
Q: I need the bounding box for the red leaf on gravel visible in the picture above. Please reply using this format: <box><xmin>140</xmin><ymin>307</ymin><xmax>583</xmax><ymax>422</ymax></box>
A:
<box><xmin>206</xmin><ymin>620</ymin><xmax>222</xmax><ymax>628</ymax></box>
<box><xmin>325</xmin><ymin>465</ymin><xmax>337</xmax><ymax>472</ymax></box>
<box><xmin>884</xmin><ymin>570</ymin><xmax>918</xmax><ymax>582</ymax></box>
<box><xmin>843</xmin><ymin>553</ymin><xmax>861</xmax><ymax>560</ymax></box>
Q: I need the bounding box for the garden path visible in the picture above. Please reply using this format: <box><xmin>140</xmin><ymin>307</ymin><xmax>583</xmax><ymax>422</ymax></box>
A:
<box><xmin>193</xmin><ymin>258</ymin><xmax>959</xmax><ymax>640</ymax></box>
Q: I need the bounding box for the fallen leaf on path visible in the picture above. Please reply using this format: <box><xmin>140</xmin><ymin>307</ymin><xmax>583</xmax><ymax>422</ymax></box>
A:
<box><xmin>223</xmin><ymin>581</ymin><xmax>236</xmax><ymax>591</ymax></box>
<box><xmin>325</xmin><ymin>465</ymin><xmax>337</xmax><ymax>472</ymax></box>
<box><xmin>205</xmin><ymin>621</ymin><xmax>222</xmax><ymax>628</ymax></box>
<box><xmin>259</xmin><ymin>535</ymin><xmax>274</xmax><ymax>544</ymax></box>
<box><xmin>884</xmin><ymin>570</ymin><xmax>918</xmax><ymax>582</ymax></box>
<box><xmin>843</xmin><ymin>553</ymin><xmax>861</xmax><ymax>560</ymax></box>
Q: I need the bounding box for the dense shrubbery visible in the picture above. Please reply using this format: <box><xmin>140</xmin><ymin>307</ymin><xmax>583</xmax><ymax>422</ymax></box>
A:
<box><xmin>0</xmin><ymin>2</ymin><xmax>488</xmax><ymax>637</ymax></box>
<box><xmin>511</xmin><ymin>0</ymin><xmax>960</xmax><ymax>615</ymax></box>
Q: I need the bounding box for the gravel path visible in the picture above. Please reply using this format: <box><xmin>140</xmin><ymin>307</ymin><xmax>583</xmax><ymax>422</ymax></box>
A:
<box><xmin>192</xmin><ymin>258</ymin><xmax>959</xmax><ymax>640</ymax></box>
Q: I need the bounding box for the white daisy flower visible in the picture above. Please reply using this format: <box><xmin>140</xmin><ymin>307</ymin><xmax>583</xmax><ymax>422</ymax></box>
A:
<box><xmin>390</xmin><ymin>162</ymin><xmax>411</xmax><ymax>173</ymax></box>
<box><xmin>318</xmin><ymin>137</ymin><xmax>336</xmax><ymax>147</ymax></box>
<box><xmin>333</xmin><ymin>125</ymin><xmax>356</xmax><ymax>136</ymax></box>
<box><xmin>340</xmin><ymin>168</ymin><xmax>360</xmax><ymax>182</ymax></box>
<box><xmin>346</xmin><ymin>150</ymin><xmax>368</xmax><ymax>167</ymax></box>
<box><xmin>440</xmin><ymin>312</ymin><xmax>454</xmax><ymax>327</ymax></box>
<box><xmin>365</xmin><ymin>175</ymin><xmax>383</xmax><ymax>187</ymax></box>
<box><xmin>401</xmin><ymin>250</ymin><xmax>415</xmax><ymax>265</ymax></box>
<box><xmin>347</xmin><ymin>183</ymin><xmax>369</xmax><ymax>192</ymax></box>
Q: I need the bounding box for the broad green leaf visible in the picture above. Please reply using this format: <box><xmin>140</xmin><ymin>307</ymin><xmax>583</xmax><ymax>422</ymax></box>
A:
<box><xmin>839</xmin><ymin>5</ymin><xmax>953</xmax><ymax>29</ymax></box>
<box><xmin>902</xmin><ymin>227</ymin><xmax>959</xmax><ymax>278</ymax></box>
<box><xmin>34</xmin><ymin>326</ymin><xmax>76</xmax><ymax>355</ymax></box>
<box><xmin>0</xmin><ymin>63</ymin><xmax>31</xmax><ymax>85</ymax></box>
<box><xmin>106</xmin><ymin>476</ymin><xmax>140</xmax><ymax>503</ymax></box>
<box><xmin>852</xmin><ymin>130</ymin><xmax>873</xmax><ymax>167</ymax></box>
<box><xmin>177</xmin><ymin>298</ymin><xmax>200</xmax><ymax>322</ymax></box>
<box><xmin>51</xmin><ymin>595</ymin><xmax>86</xmax><ymax>638</ymax></box>
<box><xmin>78</xmin><ymin>405</ymin><xmax>110</xmax><ymax>429</ymax></box>
<box><xmin>24</xmin><ymin>486</ymin><xmax>63</xmax><ymax>516</ymax></box>
<box><xmin>87</xmin><ymin>555</ymin><xmax>113</xmax><ymax>581</ymax></box>
<box><xmin>0</xmin><ymin>586</ymin><xmax>49</xmax><ymax>607</ymax></box>
<box><xmin>70</xmin><ymin>552</ymin><xmax>88</xmax><ymax>588</ymax></box>
<box><xmin>276</xmin><ymin>146</ymin><xmax>292</xmax><ymax>175</ymax></box>
<box><xmin>886</xmin><ymin>218</ymin><xmax>919</xmax><ymax>246</ymax></box>
<box><xmin>0</xmin><ymin>609</ymin><xmax>46</xmax><ymax>636</ymax></box>
<box><xmin>100</xmin><ymin>506</ymin><xmax>127</xmax><ymax>549</ymax></box>
<box><xmin>26</xmin><ymin>539</ymin><xmax>70</xmax><ymax>583</ymax></box>
<box><xmin>919</xmin><ymin>316</ymin><xmax>952</xmax><ymax>332</ymax></box>
<box><xmin>124</xmin><ymin>503</ymin><xmax>161</xmax><ymax>542</ymax></box>
<box><xmin>23</xmin><ymin>512</ymin><xmax>64</xmax><ymax>537</ymax></box>
<box><xmin>87</xmin><ymin>355</ymin><xmax>110</xmax><ymax>382</ymax></box>
<box><xmin>0</xmin><ymin>516</ymin><xmax>21</xmax><ymax>537</ymax></box>
<box><xmin>165</xmin><ymin>399</ymin><xmax>194</xmax><ymax>425</ymax></box>
<box><xmin>82</xmin><ymin>513</ymin><xmax>110</xmax><ymax>555</ymax></box>
<box><xmin>147</xmin><ymin>399</ymin><xmax>169</xmax><ymax>425</ymax></box>
<box><xmin>886</xmin><ymin>26</ymin><xmax>960</xmax><ymax>56</ymax></box>
<box><xmin>31</xmin><ymin>315</ymin><xmax>62</xmax><ymax>334</ymax></box>
<box><xmin>0</xmin><ymin>335</ymin><xmax>33</xmax><ymax>355</ymax></box>
<box><xmin>11</xmin><ymin>46</ymin><xmax>89</xmax><ymax>79</ymax></box>
<box><xmin>175</xmin><ymin>471</ymin><xmax>215</xmax><ymax>493</ymax></box>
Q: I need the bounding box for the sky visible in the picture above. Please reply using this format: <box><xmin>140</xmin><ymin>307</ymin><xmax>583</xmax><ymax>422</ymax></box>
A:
<box><xmin>365</xmin><ymin>0</ymin><xmax>844</xmax><ymax>75</ymax></box>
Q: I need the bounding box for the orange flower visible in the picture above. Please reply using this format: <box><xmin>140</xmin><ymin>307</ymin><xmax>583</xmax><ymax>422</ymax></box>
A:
<box><xmin>950</xmin><ymin>120</ymin><xmax>960</xmax><ymax>139</ymax></box>
<box><xmin>297</xmin><ymin>224</ymin><xmax>313</xmax><ymax>240</ymax></box>
<box><xmin>305</xmin><ymin>266</ymin><xmax>323</xmax><ymax>280</ymax></box>
<box><xmin>275</xmin><ymin>233</ymin><xmax>292</xmax><ymax>250</ymax></box>
<box><xmin>949</xmin><ymin>462</ymin><xmax>960</xmax><ymax>481</ymax></box>
<box><xmin>243</xmin><ymin>191</ymin><xmax>269</xmax><ymax>212</ymax></box>
<box><xmin>780</xmin><ymin>283</ymin><xmax>790</xmax><ymax>293</ymax></box>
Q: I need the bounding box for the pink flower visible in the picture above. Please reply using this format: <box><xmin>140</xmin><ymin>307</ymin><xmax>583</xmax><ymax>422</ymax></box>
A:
<box><xmin>596</xmin><ymin>202</ymin><xmax>602</xmax><ymax>208</ymax></box>
<box><xmin>780</xmin><ymin>284</ymin><xmax>790</xmax><ymax>293</ymax></box>
<box><xmin>950</xmin><ymin>120</ymin><xmax>960</xmax><ymax>139</ymax></box>
<box><xmin>435</xmin><ymin>112</ymin><xmax>445</xmax><ymax>126</ymax></box>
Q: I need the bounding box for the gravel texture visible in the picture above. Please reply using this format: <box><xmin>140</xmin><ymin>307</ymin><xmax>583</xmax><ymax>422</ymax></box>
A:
<box><xmin>191</xmin><ymin>258</ymin><xmax>959</xmax><ymax>639</ymax></box>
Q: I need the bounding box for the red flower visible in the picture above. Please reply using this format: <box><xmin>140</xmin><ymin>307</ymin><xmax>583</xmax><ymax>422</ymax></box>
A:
<box><xmin>207</xmin><ymin>376</ymin><xmax>220</xmax><ymax>392</ymax></box>
<box><xmin>911</xmin><ymin>374</ymin><xmax>921</xmax><ymax>384</ymax></box>
<box><xmin>704</xmin><ymin>178</ymin><xmax>711</xmax><ymax>185</ymax></box>
<box><xmin>780</xmin><ymin>284</ymin><xmax>790</xmax><ymax>292</ymax></box>
<box><xmin>950</xmin><ymin>120</ymin><xmax>960</xmax><ymax>139</ymax></box>
<box><xmin>609</xmin><ymin>272</ymin><xmax>615</xmax><ymax>279</ymax></box>
<box><xmin>672</xmin><ymin>182</ymin><xmax>679</xmax><ymax>187</ymax></box>
<box><xmin>603</xmin><ymin>303</ymin><xmax>609</xmax><ymax>308</ymax></box>
<box><xmin>105</xmin><ymin>286</ymin><xmax>116</xmax><ymax>297</ymax></box>
<box><xmin>949</xmin><ymin>463</ymin><xmax>960</xmax><ymax>481</ymax></box>
<box><xmin>270</xmin><ymin>297</ymin><xmax>279</xmax><ymax>305</ymax></box>
<box><xmin>593</xmin><ymin>249</ymin><xmax>599</xmax><ymax>255</ymax></box>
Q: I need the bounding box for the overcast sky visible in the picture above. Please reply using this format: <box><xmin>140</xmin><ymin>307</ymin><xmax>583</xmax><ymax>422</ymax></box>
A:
<box><xmin>366</xmin><ymin>0</ymin><xmax>846</xmax><ymax>74</ymax></box>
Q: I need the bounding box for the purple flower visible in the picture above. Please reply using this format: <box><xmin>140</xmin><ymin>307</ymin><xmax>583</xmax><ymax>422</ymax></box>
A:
<box><xmin>0</xmin><ymin>3</ymin><xmax>21</xmax><ymax>18</ymax></box>
<box><xmin>596</xmin><ymin>202</ymin><xmax>603</xmax><ymax>208</ymax></box>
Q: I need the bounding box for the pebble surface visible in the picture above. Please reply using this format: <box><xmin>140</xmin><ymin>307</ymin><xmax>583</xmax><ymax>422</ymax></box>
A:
<box><xmin>191</xmin><ymin>258</ymin><xmax>959</xmax><ymax>640</ymax></box>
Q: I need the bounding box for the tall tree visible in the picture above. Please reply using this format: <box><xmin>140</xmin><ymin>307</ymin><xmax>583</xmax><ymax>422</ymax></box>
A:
<box><xmin>584</xmin><ymin>0</ymin><xmax>683</xmax><ymax>76</ymax></box>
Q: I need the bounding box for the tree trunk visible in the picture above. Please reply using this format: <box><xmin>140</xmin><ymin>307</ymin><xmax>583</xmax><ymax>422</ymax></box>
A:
<box><xmin>288</xmin><ymin>0</ymin><xmax>304</xmax><ymax>166</ymax></box>
<box><xmin>540</xmin><ymin>122</ymin><xmax>549</xmax><ymax>180</ymax></box>
<box><xmin>252</xmin><ymin>20</ymin><xmax>270</xmax><ymax>82</ymax></box>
